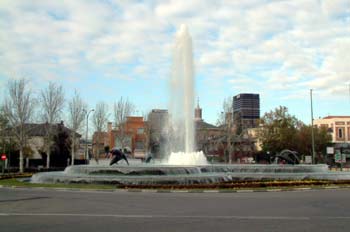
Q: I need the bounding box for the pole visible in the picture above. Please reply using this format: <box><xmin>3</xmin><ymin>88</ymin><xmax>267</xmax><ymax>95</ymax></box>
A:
<box><xmin>85</xmin><ymin>109</ymin><xmax>94</xmax><ymax>163</ymax></box>
<box><xmin>310</xmin><ymin>89</ymin><xmax>316</xmax><ymax>164</ymax></box>
<box><xmin>340</xmin><ymin>148</ymin><xmax>344</xmax><ymax>172</ymax></box>
<box><xmin>229</xmin><ymin>115</ymin><xmax>232</xmax><ymax>164</ymax></box>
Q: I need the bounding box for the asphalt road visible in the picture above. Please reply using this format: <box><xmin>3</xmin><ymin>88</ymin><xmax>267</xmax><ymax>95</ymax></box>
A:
<box><xmin>1</xmin><ymin>188</ymin><xmax>350</xmax><ymax>232</ymax></box>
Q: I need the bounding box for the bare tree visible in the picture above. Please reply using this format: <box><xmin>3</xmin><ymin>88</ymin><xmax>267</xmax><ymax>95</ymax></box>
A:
<box><xmin>215</xmin><ymin>96</ymin><xmax>234</xmax><ymax>163</ymax></box>
<box><xmin>113</xmin><ymin>97</ymin><xmax>134</xmax><ymax>149</ymax></box>
<box><xmin>92</xmin><ymin>102</ymin><xmax>109</xmax><ymax>162</ymax></box>
<box><xmin>40</xmin><ymin>82</ymin><xmax>65</xmax><ymax>168</ymax></box>
<box><xmin>3</xmin><ymin>79</ymin><xmax>36</xmax><ymax>173</ymax></box>
<box><xmin>216</xmin><ymin>96</ymin><xmax>233</xmax><ymax>126</ymax></box>
<box><xmin>68</xmin><ymin>91</ymin><xmax>86</xmax><ymax>165</ymax></box>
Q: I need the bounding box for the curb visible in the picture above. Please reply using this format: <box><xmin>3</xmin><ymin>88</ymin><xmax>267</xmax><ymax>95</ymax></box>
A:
<box><xmin>0</xmin><ymin>185</ymin><xmax>348</xmax><ymax>193</ymax></box>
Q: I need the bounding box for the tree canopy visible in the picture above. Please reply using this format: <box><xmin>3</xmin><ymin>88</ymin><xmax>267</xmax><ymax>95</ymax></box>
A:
<box><xmin>258</xmin><ymin>106</ymin><xmax>331</xmax><ymax>158</ymax></box>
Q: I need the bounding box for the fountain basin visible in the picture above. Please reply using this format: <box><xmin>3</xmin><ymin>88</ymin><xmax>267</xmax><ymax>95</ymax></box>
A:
<box><xmin>31</xmin><ymin>164</ymin><xmax>350</xmax><ymax>186</ymax></box>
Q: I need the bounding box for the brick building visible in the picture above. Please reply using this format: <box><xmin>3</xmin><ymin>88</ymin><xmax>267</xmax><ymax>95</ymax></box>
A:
<box><xmin>105</xmin><ymin>117</ymin><xmax>147</xmax><ymax>159</ymax></box>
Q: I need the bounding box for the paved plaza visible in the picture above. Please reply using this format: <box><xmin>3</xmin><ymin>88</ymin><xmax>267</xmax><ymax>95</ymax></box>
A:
<box><xmin>1</xmin><ymin>187</ymin><xmax>350</xmax><ymax>232</ymax></box>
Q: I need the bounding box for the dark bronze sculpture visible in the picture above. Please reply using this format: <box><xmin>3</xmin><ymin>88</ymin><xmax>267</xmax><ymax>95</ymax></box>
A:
<box><xmin>109</xmin><ymin>148</ymin><xmax>129</xmax><ymax>166</ymax></box>
<box><xmin>275</xmin><ymin>149</ymin><xmax>300</xmax><ymax>164</ymax></box>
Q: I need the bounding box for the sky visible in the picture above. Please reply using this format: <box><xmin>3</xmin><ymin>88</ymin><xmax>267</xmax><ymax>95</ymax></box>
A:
<box><xmin>0</xmin><ymin>0</ymin><xmax>349</xmax><ymax>125</ymax></box>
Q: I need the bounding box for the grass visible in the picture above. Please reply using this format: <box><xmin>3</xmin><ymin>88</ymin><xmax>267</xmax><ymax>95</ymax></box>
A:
<box><xmin>0</xmin><ymin>178</ymin><xmax>118</xmax><ymax>190</ymax></box>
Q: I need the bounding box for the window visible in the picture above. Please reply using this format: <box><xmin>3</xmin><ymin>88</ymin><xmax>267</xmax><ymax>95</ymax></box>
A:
<box><xmin>137</xmin><ymin>128</ymin><xmax>144</xmax><ymax>134</ymax></box>
<box><xmin>336</xmin><ymin>127</ymin><xmax>345</xmax><ymax>140</ymax></box>
<box><xmin>135</xmin><ymin>141</ymin><xmax>144</xmax><ymax>149</ymax></box>
<box><xmin>339</xmin><ymin>128</ymin><xmax>343</xmax><ymax>138</ymax></box>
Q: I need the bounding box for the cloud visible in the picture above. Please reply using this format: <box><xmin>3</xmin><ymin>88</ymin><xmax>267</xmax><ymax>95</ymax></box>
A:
<box><xmin>199</xmin><ymin>51</ymin><xmax>230</xmax><ymax>66</ymax></box>
<box><xmin>321</xmin><ymin>0</ymin><xmax>350</xmax><ymax>18</ymax></box>
<box><xmin>0</xmin><ymin>0</ymin><xmax>349</xmax><ymax>109</ymax></box>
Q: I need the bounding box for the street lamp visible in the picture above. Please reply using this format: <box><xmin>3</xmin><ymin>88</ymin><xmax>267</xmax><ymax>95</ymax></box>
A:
<box><xmin>85</xmin><ymin>109</ymin><xmax>94</xmax><ymax>163</ymax></box>
<box><xmin>310</xmin><ymin>89</ymin><xmax>316</xmax><ymax>164</ymax></box>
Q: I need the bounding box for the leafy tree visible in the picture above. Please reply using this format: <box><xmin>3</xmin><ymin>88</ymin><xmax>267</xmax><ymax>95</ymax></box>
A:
<box><xmin>258</xmin><ymin>106</ymin><xmax>332</xmax><ymax>163</ymax></box>
<box><xmin>296</xmin><ymin>125</ymin><xmax>332</xmax><ymax>162</ymax></box>
<box><xmin>258</xmin><ymin>106</ymin><xmax>302</xmax><ymax>155</ymax></box>
<box><xmin>50</xmin><ymin>124</ymin><xmax>71</xmax><ymax>167</ymax></box>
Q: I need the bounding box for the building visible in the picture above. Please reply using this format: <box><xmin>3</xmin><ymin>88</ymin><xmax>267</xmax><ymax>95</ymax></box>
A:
<box><xmin>0</xmin><ymin>122</ymin><xmax>81</xmax><ymax>168</ymax></box>
<box><xmin>148</xmin><ymin>109</ymin><xmax>169</xmax><ymax>157</ymax></box>
<box><xmin>246</xmin><ymin>127</ymin><xmax>263</xmax><ymax>151</ymax></box>
<box><xmin>92</xmin><ymin>131</ymin><xmax>109</xmax><ymax>158</ymax></box>
<box><xmin>194</xmin><ymin>102</ymin><xmax>222</xmax><ymax>152</ymax></box>
<box><xmin>314</xmin><ymin>116</ymin><xmax>350</xmax><ymax>166</ymax></box>
<box><xmin>233</xmin><ymin>93</ymin><xmax>260</xmax><ymax>132</ymax></box>
<box><xmin>148</xmin><ymin>109</ymin><xmax>169</xmax><ymax>135</ymax></box>
<box><xmin>314</xmin><ymin>116</ymin><xmax>350</xmax><ymax>143</ymax></box>
<box><xmin>124</xmin><ymin>116</ymin><xmax>147</xmax><ymax>158</ymax></box>
<box><xmin>147</xmin><ymin>106</ymin><xmax>223</xmax><ymax>158</ymax></box>
<box><xmin>106</xmin><ymin>117</ymin><xmax>147</xmax><ymax>159</ymax></box>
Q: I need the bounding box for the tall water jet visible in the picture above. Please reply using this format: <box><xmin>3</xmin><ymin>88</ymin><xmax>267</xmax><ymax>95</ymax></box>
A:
<box><xmin>166</xmin><ymin>25</ymin><xmax>207</xmax><ymax>165</ymax></box>
<box><xmin>169</xmin><ymin>24</ymin><xmax>195</xmax><ymax>154</ymax></box>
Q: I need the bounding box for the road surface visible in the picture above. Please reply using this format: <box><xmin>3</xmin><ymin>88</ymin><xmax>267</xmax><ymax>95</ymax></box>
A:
<box><xmin>1</xmin><ymin>187</ymin><xmax>350</xmax><ymax>232</ymax></box>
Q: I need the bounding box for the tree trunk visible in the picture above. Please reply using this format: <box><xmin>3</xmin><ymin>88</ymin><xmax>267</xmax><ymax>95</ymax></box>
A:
<box><xmin>19</xmin><ymin>148</ymin><xmax>24</xmax><ymax>173</ymax></box>
<box><xmin>71</xmin><ymin>135</ymin><xmax>75</xmax><ymax>165</ymax></box>
<box><xmin>46</xmin><ymin>149</ymin><xmax>51</xmax><ymax>169</ymax></box>
<box><xmin>96</xmin><ymin>133</ymin><xmax>101</xmax><ymax>162</ymax></box>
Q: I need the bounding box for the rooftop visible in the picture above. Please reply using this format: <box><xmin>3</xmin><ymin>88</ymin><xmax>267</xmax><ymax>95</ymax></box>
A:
<box><xmin>322</xmin><ymin>116</ymin><xmax>350</xmax><ymax>119</ymax></box>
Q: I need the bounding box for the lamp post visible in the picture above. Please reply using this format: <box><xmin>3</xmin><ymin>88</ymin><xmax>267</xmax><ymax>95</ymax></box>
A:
<box><xmin>310</xmin><ymin>89</ymin><xmax>316</xmax><ymax>164</ymax></box>
<box><xmin>85</xmin><ymin>109</ymin><xmax>94</xmax><ymax>163</ymax></box>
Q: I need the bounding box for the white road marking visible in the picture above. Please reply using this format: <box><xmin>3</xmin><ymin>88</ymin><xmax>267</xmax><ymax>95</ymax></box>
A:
<box><xmin>2</xmin><ymin>213</ymin><xmax>350</xmax><ymax>220</ymax></box>
<box><xmin>0</xmin><ymin>213</ymin><xmax>311</xmax><ymax>220</ymax></box>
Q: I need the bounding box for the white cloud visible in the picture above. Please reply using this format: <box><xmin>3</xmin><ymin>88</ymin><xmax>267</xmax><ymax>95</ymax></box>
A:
<box><xmin>199</xmin><ymin>51</ymin><xmax>230</xmax><ymax>66</ymax></box>
<box><xmin>321</xmin><ymin>0</ymin><xmax>350</xmax><ymax>18</ymax></box>
<box><xmin>0</xmin><ymin>0</ymin><xmax>349</xmax><ymax>106</ymax></box>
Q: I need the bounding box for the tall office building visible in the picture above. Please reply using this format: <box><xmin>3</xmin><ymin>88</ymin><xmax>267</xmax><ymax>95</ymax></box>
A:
<box><xmin>148</xmin><ymin>109</ymin><xmax>169</xmax><ymax>157</ymax></box>
<box><xmin>233</xmin><ymin>93</ymin><xmax>260</xmax><ymax>132</ymax></box>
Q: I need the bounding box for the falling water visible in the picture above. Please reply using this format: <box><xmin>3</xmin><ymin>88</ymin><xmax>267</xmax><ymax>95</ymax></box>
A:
<box><xmin>167</xmin><ymin>24</ymin><xmax>207</xmax><ymax>165</ymax></box>
<box><xmin>169</xmin><ymin>24</ymin><xmax>195</xmax><ymax>153</ymax></box>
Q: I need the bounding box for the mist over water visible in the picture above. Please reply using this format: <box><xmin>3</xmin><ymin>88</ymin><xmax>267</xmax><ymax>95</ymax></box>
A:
<box><xmin>166</xmin><ymin>24</ymin><xmax>207</xmax><ymax>165</ymax></box>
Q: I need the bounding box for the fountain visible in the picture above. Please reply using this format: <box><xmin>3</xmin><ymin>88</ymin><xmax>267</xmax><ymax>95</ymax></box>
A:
<box><xmin>166</xmin><ymin>24</ymin><xmax>207</xmax><ymax>165</ymax></box>
<box><xmin>31</xmin><ymin>25</ymin><xmax>350</xmax><ymax>186</ymax></box>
